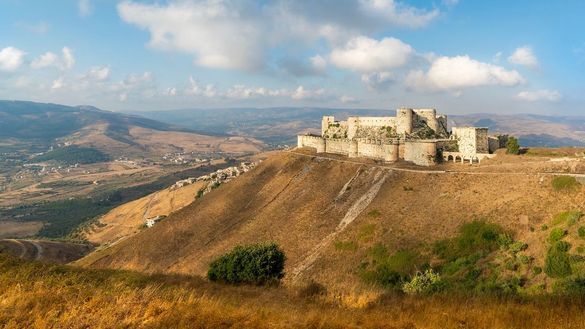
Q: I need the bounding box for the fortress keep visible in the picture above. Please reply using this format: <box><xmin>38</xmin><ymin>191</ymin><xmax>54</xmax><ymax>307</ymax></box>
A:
<box><xmin>297</xmin><ymin>108</ymin><xmax>505</xmax><ymax>166</ymax></box>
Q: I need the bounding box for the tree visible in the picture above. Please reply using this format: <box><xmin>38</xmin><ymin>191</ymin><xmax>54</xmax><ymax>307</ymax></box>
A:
<box><xmin>506</xmin><ymin>136</ymin><xmax>520</xmax><ymax>155</ymax></box>
<box><xmin>207</xmin><ymin>243</ymin><xmax>286</xmax><ymax>285</ymax></box>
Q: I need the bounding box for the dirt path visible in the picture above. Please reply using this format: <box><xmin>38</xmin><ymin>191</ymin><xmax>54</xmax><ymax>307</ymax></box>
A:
<box><xmin>289</xmin><ymin>169</ymin><xmax>389</xmax><ymax>282</ymax></box>
<box><xmin>5</xmin><ymin>239</ymin><xmax>27</xmax><ymax>258</ymax></box>
<box><xmin>29</xmin><ymin>240</ymin><xmax>44</xmax><ymax>261</ymax></box>
<box><xmin>288</xmin><ymin>150</ymin><xmax>585</xmax><ymax>177</ymax></box>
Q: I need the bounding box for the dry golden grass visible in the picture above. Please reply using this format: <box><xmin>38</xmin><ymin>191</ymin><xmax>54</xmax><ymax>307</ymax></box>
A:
<box><xmin>2</xmin><ymin>253</ymin><xmax>585</xmax><ymax>329</ymax></box>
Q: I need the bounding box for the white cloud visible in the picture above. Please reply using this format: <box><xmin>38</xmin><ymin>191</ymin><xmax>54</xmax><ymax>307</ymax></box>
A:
<box><xmin>291</xmin><ymin>86</ymin><xmax>325</xmax><ymax>100</ymax></box>
<box><xmin>186</xmin><ymin>76</ymin><xmax>218</xmax><ymax>97</ymax></box>
<box><xmin>117</xmin><ymin>0</ymin><xmax>439</xmax><ymax>72</ymax></box>
<box><xmin>361</xmin><ymin>71</ymin><xmax>394</xmax><ymax>90</ymax></box>
<box><xmin>330</xmin><ymin>36</ymin><xmax>413</xmax><ymax>72</ymax></box>
<box><xmin>310</xmin><ymin>55</ymin><xmax>327</xmax><ymax>73</ymax></box>
<box><xmin>163</xmin><ymin>87</ymin><xmax>178</xmax><ymax>97</ymax></box>
<box><xmin>0</xmin><ymin>47</ymin><xmax>26</xmax><ymax>71</ymax></box>
<box><xmin>84</xmin><ymin>66</ymin><xmax>110</xmax><ymax>81</ymax></box>
<box><xmin>51</xmin><ymin>77</ymin><xmax>65</xmax><ymax>90</ymax></box>
<box><xmin>406</xmin><ymin>55</ymin><xmax>524</xmax><ymax>91</ymax></box>
<box><xmin>516</xmin><ymin>89</ymin><xmax>561</xmax><ymax>102</ymax></box>
<box><xmin>359</xmin><ymin>0</ymin><xmax>439</xmax><ymax>28</ymax></box>
<box><xmin>30</xmin><ymin>47</ymin><xmax>76</xmax><ymax>70</ymax></box>
<box><xmin>508</xmin><ymin>46</ymin><xmax>538</xmax><ymax>69</ymax></box>
<box><xmin>31</xmin><ymin>52</ymin><xmax>58</xmax><ymax>69</ymax></box>
<box><xmin>78</xmin><ymin>0</ymin><xmax>93</xmax><ymax>17</ymax></box>
<box><xmin>118</xmin><ymin>1</ymin><xmax>265</xmax><ymax>71</ymax></box>
<box><xmin>340</xmin><ymin>95</ymin><xmax>358</xmax><ymax>104</ymax></box>
<box><xmin>61</xmin><ymin>47</ymin><xmax>75</xmax><ymax>70</ymax></box>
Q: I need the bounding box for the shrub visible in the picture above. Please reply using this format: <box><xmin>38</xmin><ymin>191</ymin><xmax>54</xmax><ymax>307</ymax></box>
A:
<box><xmin>509</xmin><ymin>241</ymin><xmax>528</xmax><ymax>254</ymax></box>
<box><xmin>552</xmin><ymin>176</ymin><xmax>580</xmax><ymax>191</ymax></box>
<box><xmin>579</xmin><ymin>227</ymin><xmax>585</xmax><ymax>239</ymax></box>
<box><xmin>549</xmin><ymin>228</ymin><xmax>567</xmax><ymax>242</ymax></box>
<box><xmin>544</xmin><ymin>243</ymin><xmax>572</xmax><ymax>278</ymax></box>
<box><xmin>367</xmin><ymin>209</ymin><xmax>381</xmax><ymax>218</ymax></box>
<box><xmin>506</xmin><ymin>136</ymin><xmax>520</xmax><ymax>155</ymax></box>
<box><xmin>360</xmin><ymin>246</ymin><xmax>424</xmax><ymax>288</ymax></box>
<box><xmin>552</xmin><ymin>210</ymin><xmax>583</xmax><ymax>226</ymax></box>
<box><xmin>358</xmin><ymin>224</ymin><xmax>376</xmax><ymax>241</ymax></box>
<box><xmin>518</xmin><ymin>254</ymin><xmax>532</xmax><ymax>265</ymax></box>
<box><xmin>402</xmin><ymin>269</ymin><xmax>443</xmax><ymax>295</ymax></box>
<box><xmin>433</xmin><ymin>221</ymin><xmax>502</xmax><ymax>261</ymax></box>
<box><xmin>334</xmin><ymin>240</ymin><xmax>358</xmax><ymax>251</ymax></box>
<box><xmin>541</xmin><ymin>224</ymin><xmax>548</xmax><ymax>231</ymax></box>
<box><xmin>532</xmin><ymin>266</ymin><xmax>542</xmax><ymax>275</ymax></box>
<box><xmin>497</xmin><ymin>233</ymin><xmax>514</xmax><ymax>250</ymax></box>
<box><xmin>207</xmin><ymin>243</ymin><xmax>286</xmax><ymax>285</ymax></box>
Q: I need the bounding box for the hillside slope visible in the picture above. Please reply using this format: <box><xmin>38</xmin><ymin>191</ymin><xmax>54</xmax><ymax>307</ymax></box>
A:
<box><xmin>0</xmin><ymin>100</ymin><xmax>264</xmax><ymax>157</ymax></box>
<box><xmin>78</xmin><ymin>151</ymin><xmax>585</xmax><ymax>292</ymax></box>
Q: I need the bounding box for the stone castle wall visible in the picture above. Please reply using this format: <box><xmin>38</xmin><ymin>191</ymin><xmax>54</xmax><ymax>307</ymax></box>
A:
<box><xmin>325</xmin><ymin>139</ymin><xmax>350</xmax><ymax>155</ymax></box>
<box><xmin>297</xmin><ymin>135</ymin><xmax>325</xmax><ymax>153</ymax></box>
<box><xmin>403</xmin><ymin>141</ymin><xmax>438</xmax><ymax>166</ymax></box>
<box><xmin>356</xmin><ymin>140</ymin><xmax>399</xmax><ymax>162</ymax></box>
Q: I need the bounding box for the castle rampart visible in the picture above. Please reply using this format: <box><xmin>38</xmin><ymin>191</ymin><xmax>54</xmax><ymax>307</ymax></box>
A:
<box><xmin>298</xmin><ymin>107</ymin><xmax>500</xmax><ymax>166</ymax></box>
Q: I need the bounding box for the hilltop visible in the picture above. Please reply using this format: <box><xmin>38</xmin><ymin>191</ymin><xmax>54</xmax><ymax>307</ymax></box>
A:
<box><xmin>77</xmin><ymin>148</ymin><xmax>585</xmax><ymax>295</ymax></box>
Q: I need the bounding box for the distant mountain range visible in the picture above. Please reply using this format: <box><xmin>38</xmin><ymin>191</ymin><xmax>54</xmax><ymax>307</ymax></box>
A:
<box><xmin>0</xmin><ymin>101</ymin><xmax>264</xmax><ymax>158</ymax></box>
<box><xmin>133</xmin><ymin>107</ymin><xmax>585</xmax><ymax>147</ymax></box>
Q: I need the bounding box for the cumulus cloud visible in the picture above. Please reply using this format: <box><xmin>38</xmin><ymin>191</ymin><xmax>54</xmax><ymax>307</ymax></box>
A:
<box><xmin>291</xmin><ymin>86</ymin><xmax>325</xmax><ymax>100</ymax></box>
<box><xmin>78</xmin><ymin>0</ymin><xmax>93</xmax><ymax>17</ymax></box>
<box><xmin>117</xmin><ymin>0</ymin><xmax>439</xmax><ymax>71</ymax></box>
<box><xmin>508</xmin><ymin>46</ymin><xmax>538</xmax><ymax>69</ymax></box>
<box><xmin>51</xmin><ymin>77</ymin><xmax>65</xmax><ymax>90</ymax></box>
<box><xmin>31</xmin><ymin>47</ymin><xmax>76</xmax><ymax>70</ymax></box>
<box><xmin>406</xmin><ymin>55</ymin><xmax>524</xmax><ymax>91</ymax></box>
<box><xmin>0</xmin><ymin>47</ymin><xmax>26</xmax><ymax>71</ymax></box>
<box><xmin>361</xmin><ymin>71</ymin><xmax>394</xmax><ymax>90</ymax></box>
<box><xmin>84</xmin><ymin>66</ymin><xmax>110</xmax><ymax>81</ymax></box>
<box><xmin>359</xmin><ymin>0</ymin><xmax>439</xmax><ymax>28</ymax></box>
<box><xmin>310</xmin><ymin>55</ymin><xmax>327</xmax><ymax>73</ymax></box>
<box><xmin>31</xmin><ymin>52</ymin><xmax>58</xmax><ymax>69</ymax></box>
<box><xmin>516</xmin><ymin>89</ymin><xmax>561</xmax><ymax>102</ymax></box>
<box><xmin>330</xmin><ymin>36</ymin><xmax>413</xmax><ymax>72</ymax></box>
<box><xmin>186</xmin><ymin>76</ymin><xmax>218</xmax><ymax>97</ymax></box>
<box><xmin>62</xmin><ymin>47</ymin><xmax>75</xmax><ymax>70</ymax></box>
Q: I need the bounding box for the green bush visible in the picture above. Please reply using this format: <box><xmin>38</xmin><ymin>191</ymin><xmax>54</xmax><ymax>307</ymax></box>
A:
<box><xmin>433</xmin><ymin>221</ymin><xmax>502</xmax><ymax>261</ymax></box>
<box><xmin>579</xmin><ymin>227</ymin><xmax>585</xmax><ymax>239</ymax></box>
<box><xmin>552</xmin><ymin>176</ymin><xmax>580</xmax><ymax>191</ymax></box>
<box><xmin>544</xmin><ymin>243</ymin><xmax>572</xmax><ymax>278</ymax></box>
<box><xmin>359</xmin><ymin>246</ymin><xmax>423</xmax><ymax>288</ymax></box>
<box><xmin>509</xmin><ymin>241</ymin><xmax>528</xmax><ymax>253</ymax></box>
<box><xmin>402</xmin><ymin>269</ymin><xmax>443</xmax><ymax>295</ymax></box>
<box><xmin>552</xmin><ymin>210</ymin><xmax>583</xmax><ymax>226</ymax></box>
<box><xmin>506</xmin><ymin>136</ymin><xmax>520</xmax><ymax>155</ymax></box>
<box><xmin>532</xmin><ymin>266</ymin><xmax>542</xmax><ymax>275</ymax></box>
<box><xmin>207</xmin><ymin>243</ymin><xmax>285</xmax><ymax>285</ymax></box>
<box><xmin>549</xmin><ymin>228</ymin><xmax>567</xmax><ymax>242</ymax></box>
<box><xmin>541</xmin><ymin>224</ymin><xmax>548</xmax><ymax>231</ymax></box>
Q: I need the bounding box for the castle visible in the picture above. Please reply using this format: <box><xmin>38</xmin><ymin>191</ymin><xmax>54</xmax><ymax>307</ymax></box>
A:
<box><xmin>297</xmin><ymin>108</ymin><xmax>506</xmax><ymax>166</ymax></box>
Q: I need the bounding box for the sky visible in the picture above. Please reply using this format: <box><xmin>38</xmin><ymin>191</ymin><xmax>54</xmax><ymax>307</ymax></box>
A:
<box><xmin>0</xmin><ymin>0</ymin><xmax>584</xmax><ymax>115</ymax></box>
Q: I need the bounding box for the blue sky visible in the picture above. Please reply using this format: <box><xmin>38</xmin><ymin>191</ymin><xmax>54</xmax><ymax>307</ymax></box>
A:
<box><xmin>0</xmin><ymin>0</ymin><xmax>584</xmax><ymax>115</ymax></box>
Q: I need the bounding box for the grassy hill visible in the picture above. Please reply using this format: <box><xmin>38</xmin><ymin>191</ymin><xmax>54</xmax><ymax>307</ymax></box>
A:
<box><xmin>77</xmin><ymin>150</ymin><xmax>585</xmax><ymax>297</ymax></box>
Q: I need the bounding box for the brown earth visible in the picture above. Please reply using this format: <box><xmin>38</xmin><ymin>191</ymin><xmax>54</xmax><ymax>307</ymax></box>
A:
<box><xmin>84</xmin><ymin>180</ymin><xmax>206</xmax><ymax>246</ymax></box>
<box><xmin>0</xmin><ymin>239</ymin><xmax>91</xmax><ymax>264</ymax></box>
<box><xmin>76</xmin><ymin>150</ymin><xmax>585</xmax><ymax>295</ymax></box>
<box><xmin>0</xmin><ymin>221</ymin><xmax>44</xmax><ymax>238</ymax></box>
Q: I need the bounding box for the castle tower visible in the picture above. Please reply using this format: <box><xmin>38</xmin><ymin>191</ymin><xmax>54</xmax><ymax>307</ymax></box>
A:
<box><xmin>413</xmin><ymin>108</ymin><xmax>438</xmax><ymax>132</ymax></box>
<box><xmin>321</xmin><ymin>116</ymin><xmax>335</xmax><ymax>136</ymax></box>
<box><xmin>346</xmin><ymin>116</ymin><xmax>359</xmax><ymax>139</ymax></box>
<box><xmin>396</xmin><ymin>108</ymin><xmax>413</xmax><ymax>135</ymax></box>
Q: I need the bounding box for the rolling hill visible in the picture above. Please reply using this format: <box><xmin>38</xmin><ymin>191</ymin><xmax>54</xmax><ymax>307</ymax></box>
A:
<box><xmin>77</xmin><ymin>149</ymin><xmax>585</xmax><ymax>295</ymax></box>
<box><xmin>0</xmin><ymin>100</ymin><xmax>265</xmax><ymax>158</ymax></box>
<box><xmin>135</xmin><ymin>107</ymin><xmax>585</xmax><ymax>147</ymax></box>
